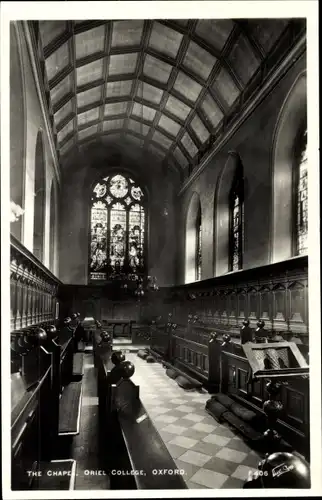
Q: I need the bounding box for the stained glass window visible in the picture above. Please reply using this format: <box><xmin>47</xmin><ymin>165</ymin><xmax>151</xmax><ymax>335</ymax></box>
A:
<box><xmin>89</xmin><ymin>174</ymin><xmax>146</xmax><ymax>280</ymax></box>
<box><xmin>229</xmin><ymin>170</ymin><xmax>244</xmax><ymax>272</ymax></box>
<box><xmin>296</xmin><ymin>130</ymin><xmax>308</xmax><ymax>255</ymax></box>
<box><xmin>196</xmin><ymin>212</ymin><xmax>202</xmax><ymax>281</ymax></box>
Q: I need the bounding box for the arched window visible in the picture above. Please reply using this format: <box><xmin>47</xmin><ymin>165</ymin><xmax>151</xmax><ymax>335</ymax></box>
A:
<box><xmin>89</xmin><ymin>173</ymin><xmax>147</xmax><ymax>281</ymax></box>
<box><xmin>196</xmin><ymin>210</ymin><xmax>202</xmax><ymax>281</ymax></box>
<box><xmin>185</xmin><ymin>192</ymin><xmax>202</xmax><ymax>284</ymax></box>
<box><xmin>229</xmin><ymin>170</ymin><xmax>244</xmax><ymax>271</ymax></box>
<box><xmin>33</xmin><ymin>130</ymin><xmax>46</xmax><ymax>262</ymax></box>
<box><xmin>294</xmin><ymin>129</ymin><xmax>308</xmax><ymax>255</ymax></box>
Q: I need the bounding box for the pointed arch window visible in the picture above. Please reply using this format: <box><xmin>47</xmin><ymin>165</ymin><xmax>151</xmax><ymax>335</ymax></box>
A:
<box><xmin>295</xmin><ymin>129</ymin><xmax>308</xmax><ymax>255</ymax></box>
<box><xmin>196</xmin><ymin>210</ymin><xmax>202</xmax><ymax>281</ymax></box>
<box><xmin>229</xmin><ymin>168</ymin><xmax>244</xmax><ymax>272</ymax></box>
<box><xmin>89</xmin><ymin>174</ymin><xmax>146</xmax><ymax>281</ymax></box>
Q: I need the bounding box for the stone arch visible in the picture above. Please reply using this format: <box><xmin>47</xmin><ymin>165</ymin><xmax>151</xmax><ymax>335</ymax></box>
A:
<box><xmin>10</xmin><ymin>22</ymin><xmax>26</xmax><ymax>240</ymax></box>
<box><xmin>271</xmin><ymin>71</ymin><xmax>307</xmax><ymax>262</ymax></box>
<box><xmin>185</xmin><ymin>192</ymin><xmax>201</xmax><ymax>284</ymax></box>
<box><xmin>215</xmin><ymin>152</ymin><xmax>243</xmax><ymax>276</ymax></box>
<box><xmin>33</xmin><ymin>129</ymin><xmax>46</xmax><ymax>262</ymax></box>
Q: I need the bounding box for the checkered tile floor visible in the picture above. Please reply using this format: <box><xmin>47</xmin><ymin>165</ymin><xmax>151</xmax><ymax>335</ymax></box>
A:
<box><xmin>127</xmin><ymin>353</ymin><xmax>262</xmax><ymax>489</ymax></box>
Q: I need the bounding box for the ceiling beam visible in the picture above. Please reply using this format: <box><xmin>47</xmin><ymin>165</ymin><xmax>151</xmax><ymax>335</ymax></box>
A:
<box><xmin>145</xmin><ymin>19</ymin><xmax>196</xmax><ymax>151</ymax></box>
<box><xmin>98</xmin><ymin>21</ymin><xmax>112</xmax><ymax>135</ymax></box>
<box><xmin>123</xmin><ymin>20</ymin><xmax>153</xmax><ymax>143</ymax></box>
<box><xmin>68</xmin><ymin>22</ymin><xmax>78</xmax><ymax>148</ymax></box>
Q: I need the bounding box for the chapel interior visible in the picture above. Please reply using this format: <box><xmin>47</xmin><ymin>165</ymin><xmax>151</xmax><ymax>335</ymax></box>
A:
<box><xmin>9</xmin><ymin>18</ymin><xmax>311</xmax><ymax>491</ymax></box>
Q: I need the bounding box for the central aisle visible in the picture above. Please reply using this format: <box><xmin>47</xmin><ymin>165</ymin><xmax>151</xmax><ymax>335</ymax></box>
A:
<box><xmin>126</xmin><ymin>353</ymin><xmax>260</xmax><ymax>489</ymax></box>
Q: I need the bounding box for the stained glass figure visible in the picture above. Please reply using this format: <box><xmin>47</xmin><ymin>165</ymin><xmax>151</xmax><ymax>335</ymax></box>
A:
<box><xmin>196</xmin><ymin>217</ymin><xmax>202</xmax><ymax>281</ymax></box>
<box><xmin>90</xmin><ymin>201</ymin><xmax>108</xmax><ymax>280</ymax></box>
<box><xmin>296</xmin><ymin>131</ymin><xmax>308</xmax><ymax>255</ymax></box>
<box><xmin>110</xmin><ymin>174</ymin><xmax>128</xmax><ymax>198</ymax></box>
<box><xmin>229</xmin><ymin>166</ymin><xmax>244</xmax><ymax>272</ymax></box>
<box><xmin>232</xmin><ymin>195</ymin><xmax>241</xmax><ymax>271</ymax></box>
<box><xmin>129</xmin><ymin>204</ymin><xmax>145</xmax><ymax>272</ymax></box>
<box><xmin>131</xmin><ymin>186</ymin><xmax>143</xmax><ymax>201</ymax></box>
<box><xmin>89</xmin><ymin>174</ymin><xmax>146</xmax><ymax>280</ymax></box>
<box><xmin>93</xmin><ymin>183</ymin><xmax>107</xmax><ymax>198</ymax></box>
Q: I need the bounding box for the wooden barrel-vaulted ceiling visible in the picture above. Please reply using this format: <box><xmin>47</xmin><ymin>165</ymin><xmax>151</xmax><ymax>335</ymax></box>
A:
<box><xmin>33</xmin><ymin>19</ymin><xmax>300</xmax><ymax>172</ymax></box>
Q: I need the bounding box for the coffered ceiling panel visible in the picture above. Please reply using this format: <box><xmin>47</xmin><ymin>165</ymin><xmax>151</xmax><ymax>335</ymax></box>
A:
<box><xmin>106</xmin><ymin>80</ymin><xmax>133</xmax><ymax>98</ymax></box>
<box><xmin>173</xmin><ymin>71</ymin><xmax>203</xmax><ymax>103</ymax></box>
<box><xmin>136</xmin><ymin>81</ymin><xmax>164</xmax><ymax>104</ymax></box>
<box><xmin>182</xmin><ymin>41</ymin><xmax>217</xmax><ymax>81</ymax></box>
<box><xmin>55</xmin><ymin>99</ymin><xmax>73</xmax><ymax>127</ymax></box>
<box><xmin>104</xmin><ymin>101</ymin><xmax>128</xmax><ymax>116</ymax></box>
<box><xmin>102</xmin><ymin>118</ymin><xmax>124</xmax><ymax>131</ymax></box>
<box><xmin>211</xmin><ymin>67</ymin><xmax>241</xmax><ymax>107</ymax></box>
<box><xmin>228</xmin><ymin>34</ymin><xmax>261</xmax><ymax>87</ymax></box>
<box><xmin>128</xmin><ymin>119</ymin><xmax>150</xmax><ymax>136</ymax></box>
<box><xmin>149</xmin><ymin>22</ymin><xmax>183</xmax><ymax>59</ymax></box>
<box><xmin>77</xmin><ymin>107</ymin><xmax>100</xmax><ymax>127</ymax></box>
<box><xmin>78</xmin><ymin>124</ymin><xmax>98</xmax><ymax>141</ymax></box>
<box><xmin>195</xmin><ymin>19</ymin><xmax>234</xmax><ymax>51</ymax></box>
<box><xmin>39</xmin><ymin>21</ymin><xmax>67</xmax><ymax>48</ymax></box>
<box><xmin>77</xmin><ymin>85</ymin><xmax>102</xmax><ymax>108</ymax></box>
<box><xmin>190</xmin><ymin>114</ymin><xmax>210</xmax><ymax>144</ymax></box>
<box><xmin>165</xmin><ymin>94</ymin><xmax>191</xmax><ymax>121</ymax></box>
<box><xmin>173</xmin><ymin>146</ymin><xmax>189</xmax><ymax>167</ymax></box>
<box><xmin>51</xmin><ymin>75</ymin><xmax>73</xmax><ymax>107</ymax></box>
<box><xmin>45</xmin><ymin>42</ymin><xmax>70</xmax><ymax>81</ymax></box>
<box><xmin>75</xmin><ymin>25</ymin><xmax>106</xmax><ymax>59</ymax></box>
<box><xmin>143</xmin><ymin>54</ymin><xmax>173</xmax><ymax>84</ymax></box>
<box><xmin>35</xmin><ymin>18</ymin><xmax>297</xmax><ymax>171</ymax></box>
<box><xmin>57</xmin><ymin>119</ymin><xmax>74</xmax><ymax>144</ymax></box>
<box><xmin>152</xmin><ymin>130</ymin><xmax>173</xmax><ymax>150</ymax></box>
<box><xmin>158</xmin><ymin>115</ymin><xmax>181</xmax><ymax>137</ymax></box>
<box><xmin>181</xmin><ymin>131</ymin><xmax>198</xmax><ymax>158</ymax></box>
<box><xmin>109</xmin><ymin>53</ymin><xmax>138</xmax><ymax>76</ymax></box>
<box><xmin>201</xmin><ymin>93</ymin><xmax>224</xmax><ymax>129</ymax></box>
<box><xmin>76</xmin><ymin>58</ymin><xmax>104</xmax><ymax>86</ymax></box>
<box><xmin>111</xmin><ymin>20</ymin><xmax>144</xmax><ymax>48</ymax></box>
<box><xmin>132</xmin><ymin>103</ymin><xmax>156</xmax><ymax>122</ymax></box>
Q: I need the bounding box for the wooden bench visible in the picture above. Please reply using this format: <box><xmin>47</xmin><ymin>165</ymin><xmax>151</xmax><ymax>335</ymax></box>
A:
<box><xmin>94</xmin><ymin>346</ymin><xmax>187</xmax><ymax>490</ymax></box>
<box><xmin>11</xmin><ymin>320</ymin><xmax>82</xmax><ymax>490</ymax></box>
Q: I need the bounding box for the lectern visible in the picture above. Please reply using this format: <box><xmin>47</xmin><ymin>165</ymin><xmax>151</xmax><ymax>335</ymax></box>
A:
<box><xmin>242</xmin><ymin>341</ymin><xmax>309</xmax><ymax>452</ymax></box>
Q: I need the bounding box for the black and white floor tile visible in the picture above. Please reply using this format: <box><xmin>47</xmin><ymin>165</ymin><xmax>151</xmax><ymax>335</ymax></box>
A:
<box><xmin>127</xmin><ymin>353</ymin><xmax>261</xmax><ymax>489</ymax></box>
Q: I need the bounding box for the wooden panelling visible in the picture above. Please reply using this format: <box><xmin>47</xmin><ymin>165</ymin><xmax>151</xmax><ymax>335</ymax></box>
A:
<box><xmin>10</xmin><ymin>236</ymin><xmax>60</xmax><ymax>331</ymax></box>
<box><xmin>167</xmin><ymin>256</ymin><xmax>308</xmax><ymax>344</ymax></box>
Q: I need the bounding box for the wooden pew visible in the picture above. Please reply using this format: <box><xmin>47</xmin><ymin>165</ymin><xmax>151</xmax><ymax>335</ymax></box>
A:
<box><xmin>10</xmin><ymin>318</ymin><xmax>82</xmax><ymax>490</ymax></box>
<box><xmin>94</xmin><ymin>347</ymin><xmax>187</xmax><ymax>490</ymax></box>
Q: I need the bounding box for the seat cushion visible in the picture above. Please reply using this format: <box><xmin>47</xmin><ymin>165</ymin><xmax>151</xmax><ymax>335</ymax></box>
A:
<box><xmin>224</xmin><ymin>411</ymin><xmax>262</xmax><ymax>442</ymax></box>
<box><xmin>137</xmin><ymin>350</ymin><xmax>148</xmax><ymax>360</ymax></box>
<box><xmin>166</xmin><ymin>368</ymin><xmax>178</xmax><ymax>379</ymax></box>
<box><xmin>176</xmin><ymin>375</ymin><xmax>202</xmax><ymax>390</ymax></box>
<box><xmin>214</xmin><ymin>393</ymin><xmax>235</xmax><ymax>409</ymax></box>
<box><xmin>206</xmin><ymin>398</ymin><xmax>228</xmax><ymax>420</ymax></box>
<box><xmin>230</xmin><ymin>402</ymin><xmax>259</xmax><ymax>424</ymax></box>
